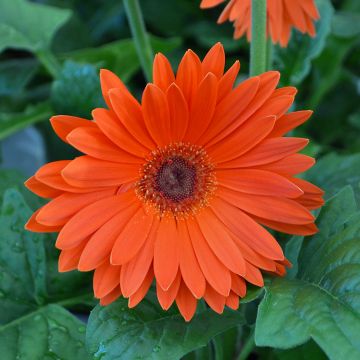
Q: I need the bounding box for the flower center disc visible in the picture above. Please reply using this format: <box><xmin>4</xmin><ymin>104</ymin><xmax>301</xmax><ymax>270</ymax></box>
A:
<box><xmin>136</xmin><ymin>143</ymin><xmax>216</xmax><ymax>218</ymax></box>
<box><xmin>156</xmin><ymin>157</ymin><xmax>196</xmax><ymax>202</ymax></box>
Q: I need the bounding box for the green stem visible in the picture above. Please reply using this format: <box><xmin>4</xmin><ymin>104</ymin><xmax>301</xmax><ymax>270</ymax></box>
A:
<box><xmin>237</xmin><ymin>329</ymin><xmax>255</xmax><ymax>360</ymax></box>
<box><xmin>35</xmin><ymin>49</ymin><xmax>62</xmax><ymax>78</ymax></box>
<box><xmin>266</xmin><ymin>38</ymin><xmax>273</xmax><ymax>70</ymax></box>
<box><xmin>249</xmin><ymin>0</ymin><xmax>267</xmax><ymax>76</ymax></box>
<box><xmin>123</xmin><ymin>0</ymin><xmax>154</xmax><ymax>82</ymax></box>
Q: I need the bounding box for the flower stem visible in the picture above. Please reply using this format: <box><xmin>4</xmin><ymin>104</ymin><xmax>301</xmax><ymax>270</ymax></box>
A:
<box><xmin>266</xmin><ymin>38</ymin><xmax>273</xmax><ymax>70</ymax></box>
<box><xmin>123</xmin><ymin>0</ymin><xmax>154</xmax><ymax>82</ymax></box>
<box><xmin>249</xmin><ymin>0</ymin><xmax>267</xmax><ymax>76</ymax></box>
<box><xmin>237</xmin><ymin>328</ymin><xmax>255</xmax><ymax>360</ymax></box>
<box><xmin>35</xmin><ymin>49</ymin><xmax>62</xmax><ymax>78</ymax></box>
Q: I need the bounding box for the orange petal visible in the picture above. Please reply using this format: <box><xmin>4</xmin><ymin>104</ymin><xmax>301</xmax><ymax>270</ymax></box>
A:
<box><xmin>201</xmin><ymin>42</ymin><xmax>225</xmax><ymax>78</ymax></box>
<box><xmin>56</xmin><ymin>193</ymin><xmax>134</xmax><ymax>249</ymax></box>
<box><xmin>269</xmin><ymin>110</ymin><xmax>312</xmax><ymax>138</ymax></box>
<box><xmin>204</xmin><ymin>284</ymin><xmax>226</xmax><ymax>314</ymax></box>
<box><xmin>109</xmin><ymin>88</ymin><xmax>155</xmax><ymax>149</ymax></box>
<box><xmin>50</xmin><ymin>115</ymin><xmax>96</xmax><ymax>144</ymax></box>
<box><xmin>142</xmin><ymin>84</ymin><xmax>171</xmax><ymax>147</ymax></box>
<box><xmin>187</xmin><ymin>218</ymin><xmax>231</xmax><ymax>296</ymax></box>
<box><xmin>200</xmin><ymin>0</ymin><xmax>225</xmax><ymax>9</ymax></box>
<box><xmin>226</xmin><ymin>291</ymin><xmax>240</xmax><ymax>310</ymax></box>
<box><xmin>58</xmin><ymin>241</ymin><xmax>87</xmax><ymax>272</ymax></box>
<box><xmin>120</xmin><ymin>217</ymin><xmax>159</xmax><ymax>297</ymax></box>
<box><xmin>62</xmin><ymin>156</ymin><xmax>139</xmax><ymax>188</ymax></box>
<box><xmin>78</xmin><ymin>203</ymin><xmax>139</xmax><ymax>271</ymax></box>
<box><xmin>166</xmin><ymin>83</ymin><xmax>189</xmax><ymax>142</ymax></box>
<box><xmin>176</xmin><ymin>50</ymin><xmax>202</xmax><ymax>105</ymax></box>
<box><xmin>220</xmin><ymin>138</ymin><xmax>309</xmax><ymax>169</ymax></box>
<box><xmin>25</xmin><ymin>210</ymin><xmax>62</xmax><ymax>233</ymax></box>
<box><xmin>153</xmin><ymin>53</ymin><xmax>175</xmax><ymax>92</ymax></box>
<box><xmin>176</xmin><ymin>281</ymin><xmax>197</xmax><ymax>322</ymax></box>
<box><xmin>208</xmin><ymin>115</ymin><xmax>276</xmax><ymax>162</ymax></box>
<box><xmin>217</xmin><ymin>60</ymin><xmax>240</xmax><ymax>101</ymax></box>
<box><xmin>217</xmin><ymin>187</ymin><xmax>314</xmax><ymax>225</ymax></box>
<box><xmin>252</xmin><ymin>215</ymin><xmax>319</xmax><ymax>236</ymax></box>
<box><xmin>93</xmin><ymin>261</ymin><xmax>121</xmax><ymax>298</ymax></box>
<box><xmin>200</xmin><ymin>76</ymin><xmax>259</xmax><ymax>146</ymax></box>
<box><xmin>100</xmin><ymin>69</ymin><xmax>128</xmax><ymax>109</ymax></box>
<box><xmin>111</xmin><ymin>208</ymin><xmax>154</xmax><ymax>265</ymax></box>
<box><xmin>179</xmin><ymin>220</ymin><xmax>206</xmax><ymax>299</ymax></box>
<box><xmin>67</xmin><ymin>126</ymin><xmax>143</xmax><ymax>164</ymax></box>
<box><xmin>196</xmin><ymin>208</ymin><xmax>246</xmax><ymax>276</ymax></box>
<box><xmin>93</xmin><ymin>108</ymin><xmax>149</xmax><ymax>158</ymax></box>
<box><xmin>100</xmin><ymin>286</ymin><xmax>122</xmax><ymax>306</ymax></box>
<box><xmin>128</xmin><ymin>268</ymin><xmax>154</xmax><ymax>308</ymax></box>
<box><xmin>156</xmin><ymin>271</ymin><xmax>181</xmax><ymax>310</ymax></box>
<box><xmin>36</xmin><ymin>189</ymin><xmax>115</xmax><ymax>226</ymax></box>
<box><xmin>244</xmin><ymin>261</ymin><xmax>264</xmax><ymax>287</ymax></box>
<box><xmin>217</xmin><ymin>169</ymin><xmax>303</xmax><ymax>198</ymax></box>
<box><xmin>211</xmin><ymin>197</ymin><xmax>284</xmax><ymax>260</ymax></box>
<box><xmin>231</xmin><ymin>274</ymin><xmax>246</xmax><ymax>297</ymax></box>
<box><xmin>25</xmin><ymin>176</ymin><xmax>62</xmax><ymax>199</ymax></box>
<box><xmin>254</xmin><ymin>153</ymin><xmax>315</xmax><ymax>176</ymax></box>
<box><xmin>154</xmin><ymin>217</ymin><xmax>180</xmax><ymax>290</ymax></box>
<box><xmin>185</xmin><ymin>72</ymin><xmax>218</xmax><ymax>143</ymax></box>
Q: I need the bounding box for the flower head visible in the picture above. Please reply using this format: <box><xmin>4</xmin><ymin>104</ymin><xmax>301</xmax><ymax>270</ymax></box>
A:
<box><xmin>25</xmin><ymin>43</ymin><xmax>323</xmax><ymax>321</ymax></box>
<box><xmin>200</xmin><ymin>0</ymin><xmax>320</xmax><ymax>47</ymax></box>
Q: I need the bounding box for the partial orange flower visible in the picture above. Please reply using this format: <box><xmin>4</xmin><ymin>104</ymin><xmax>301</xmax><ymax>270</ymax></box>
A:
<box><xmin>25</xmin><ymin>43</ymin><xmax>323</xmax><ymax>321</ymax></box>
<box><xmin>200</xmin><ymin>0</ymin><xmax>320</xmax><ymax>47</ymax></box>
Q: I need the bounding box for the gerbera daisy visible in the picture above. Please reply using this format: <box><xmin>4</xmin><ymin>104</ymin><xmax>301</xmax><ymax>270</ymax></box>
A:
<box><xmin>200</xmin><ymin>0</ymin><xmax>320</xmax><ymax>47</ymax></box>
<box><xmin>25</xmin><ymin>43</ymin><xmax>323</xmax><ymax>321</ymax></box>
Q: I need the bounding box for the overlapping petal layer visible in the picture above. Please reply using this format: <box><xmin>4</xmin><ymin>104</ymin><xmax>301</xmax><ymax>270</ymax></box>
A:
<box><xmin>25</xmin><ymin>43</ymin><xmax>323</xmax><ymax>321</ymax></box>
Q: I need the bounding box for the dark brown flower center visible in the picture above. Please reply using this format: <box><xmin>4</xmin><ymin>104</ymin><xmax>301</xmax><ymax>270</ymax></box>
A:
<box><xmin>155</xmin><ymin>157</ymin><xmax>196</xmax><ymax>202</ymax></box>
<box><xmin>135</xmin><ymin>143</ymin><xmax>216</xmax><ymax>218</ymax></box>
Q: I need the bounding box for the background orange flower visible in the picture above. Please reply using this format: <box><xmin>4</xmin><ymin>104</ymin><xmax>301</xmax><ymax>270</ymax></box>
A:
<box><xmin>201</xmin><ymin>0</ymin><xmax>320</xmax><ymax>46</ymax></box>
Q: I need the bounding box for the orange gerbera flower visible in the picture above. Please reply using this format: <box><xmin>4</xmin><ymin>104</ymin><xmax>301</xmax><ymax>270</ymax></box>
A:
<box><xmin>25</xmin><ymin>43</ymin><xmax>323</xmax><ymax>321</ymax></box>
<box><xmin>200</xmin><ymin>0</ymin><xmax>320</xmax><ymax>47</ymax></box>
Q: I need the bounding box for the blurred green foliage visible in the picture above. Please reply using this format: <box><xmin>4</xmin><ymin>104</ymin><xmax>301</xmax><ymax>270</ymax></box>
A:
<box><xmin>0</xmin><ymin>0</ymin><xmax>359</xmax><ymax>359</ymax></box>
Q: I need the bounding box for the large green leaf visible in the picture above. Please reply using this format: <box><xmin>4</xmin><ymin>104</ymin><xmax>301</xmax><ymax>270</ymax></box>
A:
<box><xmin>0</xmin><ymin>102</ymin><xmax>53</xmax><ymax>141</ymax></box>
<box><xmin>0</xmin><ymin>189</ymin><xmax>92</xmax><ymax>359</ymax></box>
<box><xmin>305</xmin><ymin>152</ymin><xmax>360</xmax><ymax>206</ymax></box>
<box><xmin>255</xmin><ymin>187</ymin><xmax>360</xmax><ymax>359</ymax></box>
<box><xmin>274</xmin><ymin>340</ymin><xmax>327</xmax><ymax>360</ymax></box>
<box><xmin>275</xmin><ymin>0</ymin><xmax>334</xmax><ymax>86</ymax></box>
<box><xmin>0</xmin><ymin>169</ymin><xmax>40</xmax><ymax>209</ymax></box>
<box><xmin>64</xmin><ymin>36</ymin><xmax>181</xmax><ymax>82</ymax></box>
<box><xmin>86</xmin><ymin>295</ymin><xmax>244</xmax><ymax>360</ymax></box>
<box><xmin>0</xmin><ymin>59</ymin><xmax>38</xmax><ymax>97</ymax></box>
<box><xmin>0</xmin><ymin>0</ymin><xmax>71</xmax><ymax>53</ymax></box>
<box><xmin>0</xmin><ymin>189</ymin><xmax>47</xmax><ymax>324</ymax></box>
<box><xmin>0</xmin><ymin>304</ymin><xmax>88</xmax><ymax>359</ymax></box>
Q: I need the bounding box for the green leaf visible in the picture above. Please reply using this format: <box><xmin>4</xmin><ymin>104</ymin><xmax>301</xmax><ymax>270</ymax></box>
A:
<box><xmin>275</xmin><ymin>340</ymin><xmax>327</xmax><ymax>360</ymax></box>
<box><xmin>0</xmin><ymin>0</ymin><xmax>71</xmax><ymax>53</ymax></box>
<box><xmin>0</xmin><ymin>102</ymin><xmax>53</xmax><ymax>141</ymax></box>
<box><xmin>86</xmin><ymin>296</ymin><xmax>244</xmax><ymax>360</ymax></box>
<box><xmin>0</xmin><ymin>304</ymin><xmax>88</xmax><ymax>359</ymax></box>
<box><xmin>0</xmin><ymin>59</ymin><xmax>38</xmax><ymax>96</ymax></box>
<box><xmin>0</xmin><ymin>169</ymin><xmax>40</xmax><ymax>209</ymax></box>
<box><xmin>51</xmin><ymin>60</ymin><xmax>104</xmax><ymax>118</ymax></box>
<box><xmin>64</xmin><ymin>36</ymin><xmax>181</xmax><ymax>83</ymax></box>
<box><xmin>0</xmin><ymin>189</ymin><xmax>92</xmax><ymax>359</ymax></box>
<box><xmin>332</xmin><ymin>11</ymin><xmax>360</xmax><ymax>38</ymax></box>
<box><xmin>305</xmin><ymin>152</ymin><xmax>360</xmax><ymax>206</ymax></box>
<box><xmin>255</xmin><ymin>187</ymin><xmax>360</xmax><ymax>359</ymax></box>
<box><xmin>275</xmin><ymin>0</ymin><xmax>334</xmax><ymax>86</ymax></box>
<box><xmin>0</xmin><ymin>189</ymin><xmax>47</xmax><ymax>322</ymax></box>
